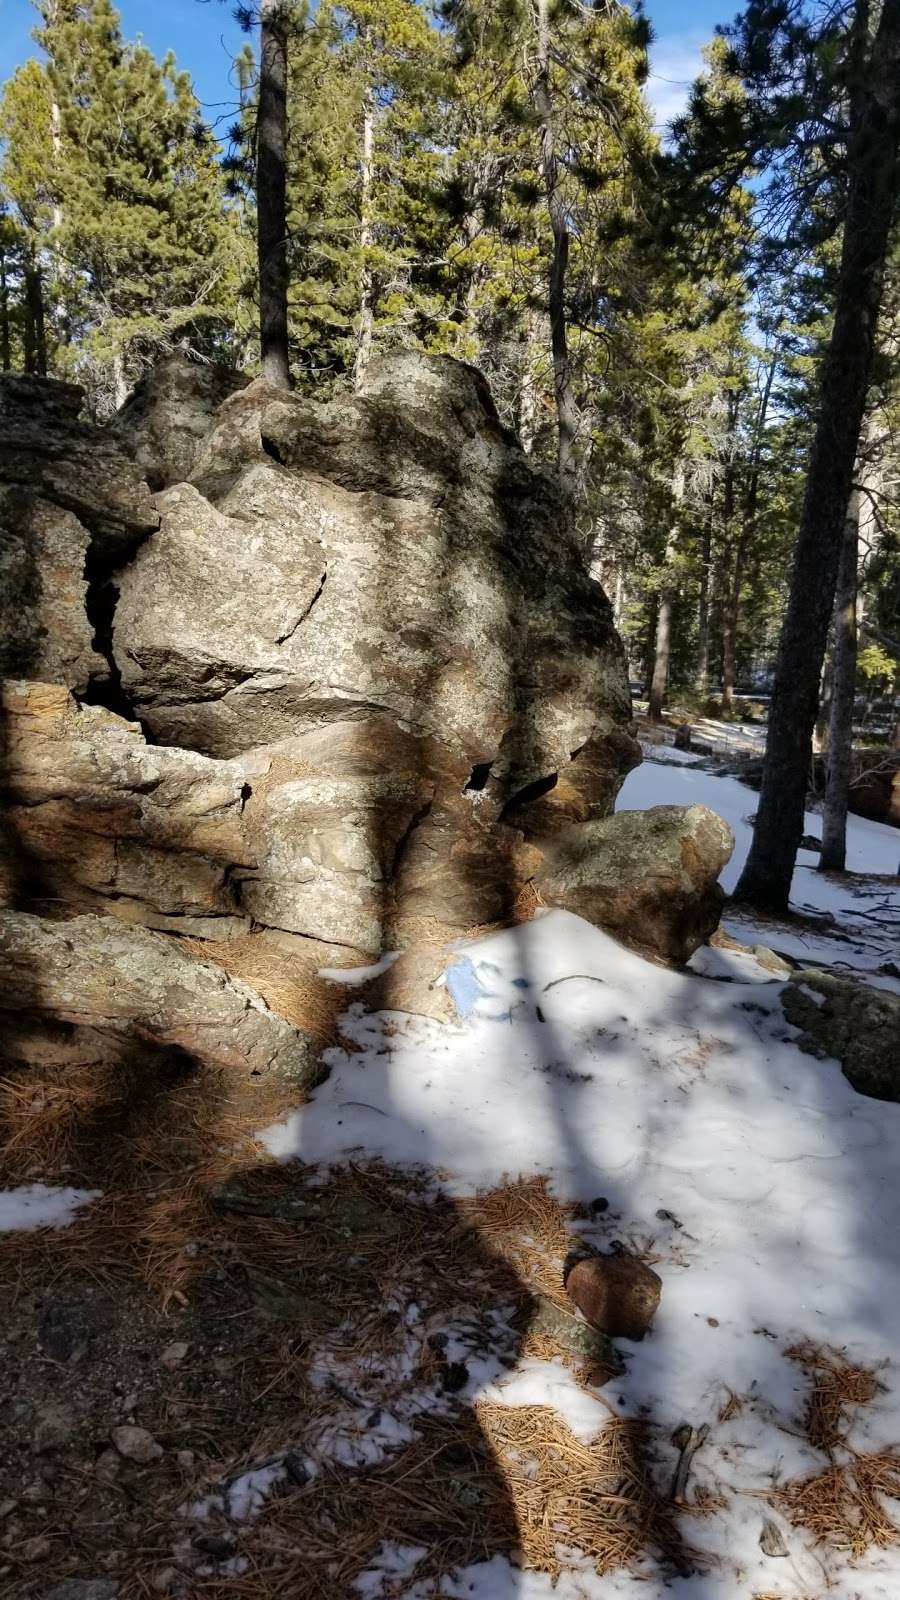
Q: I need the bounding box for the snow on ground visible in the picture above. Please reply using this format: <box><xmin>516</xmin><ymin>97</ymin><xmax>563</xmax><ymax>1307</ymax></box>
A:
<box><xmin>0</xmin><ymin>1183</ymin><xmax>100</xmax><ymax>1233</ymax></box>
<box><xmin>619</xmin><ymin>758</ymin><xmax>899</xmax><ymax>981</ymax></box>
<box><xmin>263</xmin><ymin>908</ymin><xmax>900</xmax><ymax>1598</ymax></box>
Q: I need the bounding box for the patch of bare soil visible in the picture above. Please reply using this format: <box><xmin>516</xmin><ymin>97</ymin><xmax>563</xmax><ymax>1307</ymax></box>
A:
<box><xmin>0</xmin><ymin>1048</ymin><xmax>692</xmax><ymax>1599</ymax></box>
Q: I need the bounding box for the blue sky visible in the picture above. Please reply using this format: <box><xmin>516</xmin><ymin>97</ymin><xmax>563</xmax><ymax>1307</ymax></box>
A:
<box><xmin>0</xmin><ymin>0</ymin><xmax>735</xmax><ymax>136</ymax></box>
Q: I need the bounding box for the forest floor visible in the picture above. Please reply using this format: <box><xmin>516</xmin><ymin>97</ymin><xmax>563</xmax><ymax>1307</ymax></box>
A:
<box><xmin>1</xmin><ymin>764</ymin><xmax>899</xmax><ymax>1600</ymax></box>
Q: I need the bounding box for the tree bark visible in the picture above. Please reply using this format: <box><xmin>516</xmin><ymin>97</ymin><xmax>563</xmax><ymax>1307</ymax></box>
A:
<box><xmin>695</xmin><ymin>504</ymin><xmax>712</xmax><ymax>695</ymax></box>
<box><xmin>352</xmin><ymin>80</ymin><xmax>375</xmax><ymax>393</ymax></box>
<box><xmin>648</xmin><ymin>594</ymin><xmax>673</xmax><ymax>723</ymax></box>
<box><xmin>819</xmin><ymin>488</ymin><xmax>860</xmax><ymax>871</ymax></box>
<box><xmin>648</xmin><ymin>468</ymin><xmax>684</xmax><ymax>723</ymax></box>
<box><xmin>23</xmin><ymin>257</ymin><xmax>46</xmax><ymax>377</ymax></box>
<box><xmin>733</xmin><ymin>0</ymin><xmax>900</xmax><ymax>912</ymax></box>
<box><xmin>0</xmin><ymin>253</ymin><xmax>10</xmax><ymax>372</ymax></box>
<box><xmin>533</xmin><ymin>0</ymin><xmax>578</xmax><ymax>521</ymax></box>
<box><xmin>257</xmin><ymin>0</ymin><xmax>291</xmax><ymax>390</ymax></box>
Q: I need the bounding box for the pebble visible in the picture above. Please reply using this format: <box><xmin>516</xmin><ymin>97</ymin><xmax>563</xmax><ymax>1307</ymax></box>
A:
<box><xmin>760</xmin><ymin>1518</ymin><xmax>789</xmax><ymax>1557</ymax></box>
<box><xmin>94</xmin><ymin>1448</ymin><xmax>122</xmax><ymax>1484</ymax></box>
<box><xmin>21</xmin><ymin>1533</ymin><xmax>53</xmax><ymax>1561</ymax></box>
<box><xmin>110</xmin><ymin>1425</ymin><xmax>163</xmax><ymax>1464</ymax></box>
<box><xmin>175</xmin><ymin>1449</ymin><xmax>195</xmax><ymax>1471</ymax></box>
<box><xmin>159</xmin><ymin>1342</ymin><xmax>189</xmax><ymax>1368</ymax></box>
<box><xmin>34</xmin><ymin>1402</ymin><xmax>76</xmax><ymax>1453</ymax></box>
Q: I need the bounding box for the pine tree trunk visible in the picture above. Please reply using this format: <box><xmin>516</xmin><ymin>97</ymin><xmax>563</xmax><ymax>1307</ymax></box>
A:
<box><xmin>352</xmin><ymin>81</ymin><xmax>375</xmax><ymax>394</ymax></box>
<box><xmin>695</xmin><ymin>507</ymin><xmax>712</xmax><ymax>695</ymax></box>
<box><xmin>733</xmin><ymin>0</ymin><xmax>900</xmax><ymax>912</ymax></box>
<box><xmin>533</xmin><ymin>0</ymin><xmax>578</xmax><ymax>521</ymax></box>
<box><xmin>721</xmin><ymin>610</ymin><xmax>736</xmax><ymax>711</ymax></box>
<box><xmin>647</xmin><ymin>469</ymin><xmax>684</xmax><ymax>723</ymax></box>
<box><xmin>0</xmin><ymin>254</ymin><xmax>10</xmax><ymax>372</ymax></box>
<box><xmin>257</xmin><ymin>0</ymin><xmax>290</xmax><ymax>391</ymax></box>
<box><xmin>112</xmin><ymin>349</ymin><xmax>129</xmax><ymax>411</ymax></box>
<box><xmin>647</xmin><ymin>595</ymin><xmax>673</xmax><ymax>723</ymax></box>
<box><xmin>819</xmin><ymin>489</ymin><xmax>860</xmax><ymax>871</ymax></box>
<box><xmin>23</xmin><ymin>258</ymin><xmax>46</xmax><ymax>377</ymax></box>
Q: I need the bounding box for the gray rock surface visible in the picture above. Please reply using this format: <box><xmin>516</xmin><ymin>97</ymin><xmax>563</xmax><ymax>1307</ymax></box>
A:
<box><xmin>113</xmin><ymin>353</ymin><xmax>636</xmax><ymax>802</ymax></box>
<box><xmin>0</xmin><ymin>910</ymin><xmax>321</xmax><ymax>1083</ymax></box>
<box><xmin>781</xmin><ymin>968</ymin><xmax>900</xmax><ymax>1100</ymax></box>
<box><xmin>111</xmin><ymin>356</ymin><xmax>249</xmax><ymax>490</ymax></box>
<box><xmin>538</xmin><ymin>803</ymin><xmax>734</xmax><ymax>964</ymax></box>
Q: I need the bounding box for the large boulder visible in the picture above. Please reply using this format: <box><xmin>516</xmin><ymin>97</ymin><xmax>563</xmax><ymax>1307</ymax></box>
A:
<box><xmin>107</xmin><ymin>351</ymin><xmax>639</xmax><ymax>942</ymax></box>
<box><xmin>112</xmin><ymin>353</ymin><xmax>637</xmax><ymax>797</ymax></box>
<box><xmin>781</xmin><ymin>969</ymin><xmax>900</xmax><ymax>1101</ymax></box>
<box><xmin>537</xmin><ymin>804</ymin><xmax>734</xmax><ymax>964</ymax></box>
<box><xmin>0</xmin><ymin>910</ymin><xmax>321</xmax><ymax>1084</ymax></box>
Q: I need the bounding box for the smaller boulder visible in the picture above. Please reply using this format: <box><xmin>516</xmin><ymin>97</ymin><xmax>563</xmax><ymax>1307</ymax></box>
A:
<box><xmin>781</xmin><ymin>970</ymin><xmax>900</xmax><ymax>1101</ymax></box>
<box><xmin>564</xmin><ymin>1252</ymin><xmax>662</xmax><ymax>1341</ymax></box>
<box><xmin>538</xmin><ymin>804</ymin><xmax>734</xmax><ymax>964</ymax></box>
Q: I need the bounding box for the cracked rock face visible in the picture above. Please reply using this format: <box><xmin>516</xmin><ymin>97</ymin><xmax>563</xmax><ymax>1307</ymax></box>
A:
<box><xmin>0</xmin><ymin>355</ymin><xmax>656</xmax><ymax>1063</ymax></box>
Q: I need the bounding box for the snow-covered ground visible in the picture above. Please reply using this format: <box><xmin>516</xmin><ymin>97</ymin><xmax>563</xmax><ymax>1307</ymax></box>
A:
<box><xmin>620</xmin><ymin>758</ymin><xmax>899</xmax><ymax>982</ymax></box>
<box><xmin>263</xmin><ymin>908</ymin><xmax>900</xmax><ymax>1598</ymax></box>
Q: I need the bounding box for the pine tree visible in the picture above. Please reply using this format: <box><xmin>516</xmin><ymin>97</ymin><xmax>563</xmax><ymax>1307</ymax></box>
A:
<box><xmin>35</xmin><ymin>0</ymin><xmax>237</xmax><ymax>407</ymax></box>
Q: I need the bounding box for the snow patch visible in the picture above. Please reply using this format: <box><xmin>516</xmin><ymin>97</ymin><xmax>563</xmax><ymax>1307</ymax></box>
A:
<box><xmin>0</xmin><ymin>1183</ymin><xmax>100</xmax><ymax>1233</ymax></box>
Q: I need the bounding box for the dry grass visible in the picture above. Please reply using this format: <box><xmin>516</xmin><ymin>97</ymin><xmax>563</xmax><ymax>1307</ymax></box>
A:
<box><xmin>457</xmin><ymin>1175</ymin><xmax>575</xmax><ymax>1306</ymax></box>
<box><xmin>179</xmin><ymin>933</ymin><xmax>345</xmax><ymax>1045</ymax></box>
<box><xmin>773</xmin><ymin>1343</ymin><xmax>900</xmax><ymax>1560</ymax></box>
<box><xmin>0</xmin><ymin>1047</ymin><xmax>300</xmax><ymax>1304</ymax></box>
<box><xmin>785</xmin><ymin>1340</ymin><xmax>883</xmax><ymax>1452</ymax></box>
<box><xmin>476</xmin><ymin>1403</ymin><xmax>691</xmax><ymax>1578</ymax></box>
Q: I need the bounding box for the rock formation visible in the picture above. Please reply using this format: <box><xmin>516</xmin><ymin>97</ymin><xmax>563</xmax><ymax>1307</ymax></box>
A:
<box><xmin>537</xmin><ymin>804</ymin><xmax>734</xmax><ymax>965</ymax></box>
<box><xmin>0</xmin><ymin>353</ymin><xmax>732</xmax><ymax>1077</ymax></box>
<box><xmin>781</xmin><ymin>968</ymin><xmax>900</xmax><ymax>1101</ymax></box>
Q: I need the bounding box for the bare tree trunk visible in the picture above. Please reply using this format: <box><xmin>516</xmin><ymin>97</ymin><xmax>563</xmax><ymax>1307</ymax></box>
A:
<box><xmin>257</xmin><ymin>0</ymin><xmax>290</xmax><ymax>390</ymax></box>
<box><xmin>533</xmin><ymin>0</ymin><xmax>578</xmax><ymax>520</ymax></box>
<box><xmin>819</xmin><ymin>489</ymin><xmax>860</xmax><ymax>871</ymax></box>
<box><xmin>695</xmin><ymin>505</ymin><xmax>712</xmax><ymax>695</ymax></box>
<box><xmin>352</xmin><ymin>81</ymin><xmax>375</xmax><ymax>393</ymax></box>
<box><xmin>112</xmin><ymin>349</ymin><xmax>129</xmax><ymax>411</ymax></box>
<box><xmin>648</xmin><ymin>595</ymin><xmax>673</xmax><ymax>723</ymax></box>
<box><xmin>734</xmin><ymin>0</ymin><xmax>900</xmax><ymax>912</ymax></box>
<box><xmin>648</xmin><ymin>469</ymin><xmax>684</xmax><ymax>723</ymax></box>
<box><xmin>23</xmin><ymin>257</ymin><xmax>46</xmax><ymax>376</ymax></box>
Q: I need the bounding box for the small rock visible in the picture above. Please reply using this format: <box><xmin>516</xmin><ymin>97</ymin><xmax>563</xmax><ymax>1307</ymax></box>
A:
<box><xmin>798</xmin><ymin>833</ymin><xmax>821</xmax><ymax>852</ymax></box>
<box><xmin>94</xmin><ymin>1449</ymin><xmax>122</xmax><ymax>1484</ymax></box>
<box><xmin>439</xmin><ymin>1360</ymin><xmax>470</xmax><ymax>1394</ymax></box>
<box><xmin>0</xmin><ymin>1500</ymin><xmax>15</xmax><ymax>1518</ymax></box>
<box><xmin>22</xmin><ymin>1533</ymin><xmax>53</xmax><ymax>1561</ymax></box>
<box><xmin>655</xmin><ymin>1208</ymin><xmax>682</xmax><ymax>1229</ymax></box>
<box><xmin>160</xmin><ymin>1341</ymin><xmax>189</xmax><ymax>1368</ymax></box>
<box><xmin>589</xmin><ymin>1197</ymin><xmax>609</xmax><ymax>1215</ymax></box>
<box><xmin>759</xmin><ymin>1518</ymin><xmax>789</xmax><ymax>1557</ymax></box>
<box><xmin>45</xmin><ymin>1582</ymin><xmax>120</xmax><ymax>1600</ymax></box>
<box><xmin>121</xmin><ymin>1392</ymin><xmax>140</xmax><ymax>1414</ymax></box>
<box><xmin>39</xmin><ymin>1300</ymin><xmax>87</xmax><ymax>1364</ymax></box>
<box><xmin>193</xmin><ymin>1532</ymin><xmax>236</xmax><ymax>1559</ymax></box>
<box><xmin>283</xmin><ymin>1451</ymin><xmax>309</xmax><ymax>1486</ymax></box>
<box><xmin>175</xmin><ymin>1448</ymin><xmax>195</xmax><ymax>1471</ymax></box>
<box><xmin>34</xmin><ymin>1401</ymin><xmax>76</xmax><ymax>1453</ymax></box>
<box><xmin>110</xmin><ymin>1424</ymin><xmax>163</xmax><ymax>1464</ymax></box>
<box><xmin>564</xmin><ymin>1253</ymin><xmax>662</xmax><ymax>1341</ymax></box>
